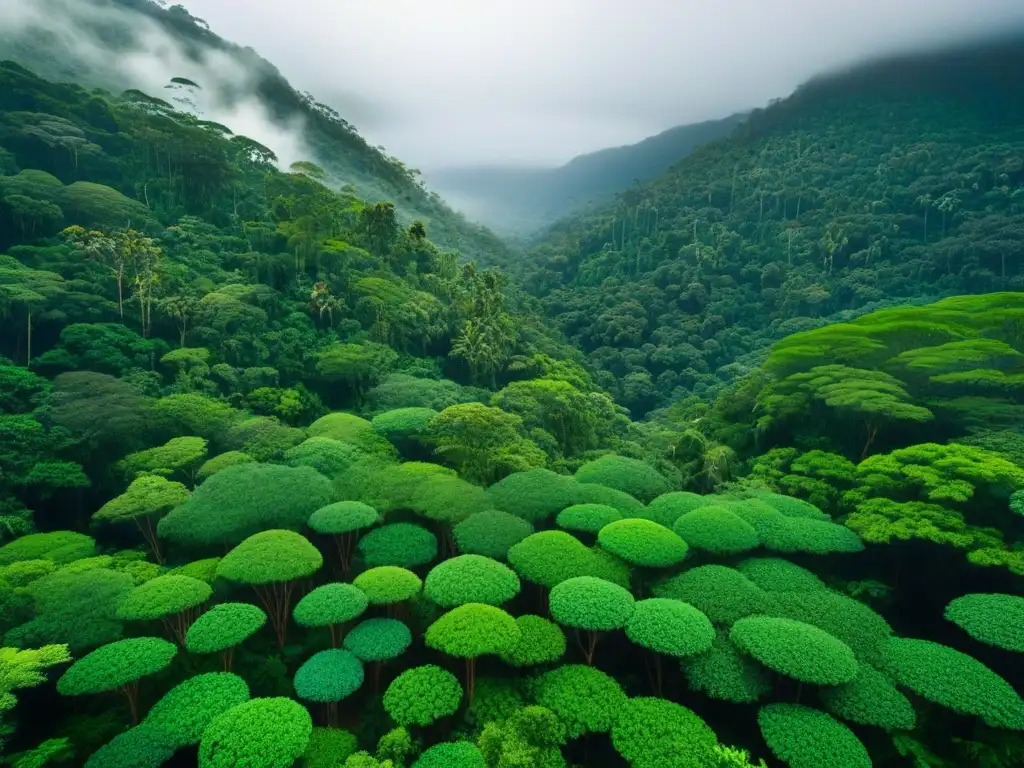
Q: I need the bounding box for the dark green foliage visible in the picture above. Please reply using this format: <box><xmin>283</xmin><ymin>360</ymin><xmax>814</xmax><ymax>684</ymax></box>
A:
<box><xmin>879</xmin><ymin>637</ymin><xmax>1024</xmax><ymax>729</ymax></box>
<box><xmin>549</xmin><ymin>576</ymin><xmax>635</xmax><ymax>631</ymax></box>
<box><xmin>424</xmin><ymin>555</ymin><xmax>521</xmax><ymax>607</ymax></box>
<box><xmin>653</xmin><ymin>566</ymin><xmax>768</xmax><ymax>625</ymax></box>
<box><xmin>383</xmin><ymin>665</ymin><xmax>463</xmax><ymax>727</ymax></box>
<box><xmin>476</xmin><ymin>704</ymin><xmax>566</xmax><ymax>768</ymax></box>
<box><xmin>555</xmin><ymin>503</ymin><xmax>621</xmax><ymax>534</ymax></box>
<box><xmin>672</xmin><ymin>506</ymin><xmax>760</xmax><ymax>556</ymax></box>
<box><xmin>357</xmin><ymin>523</ymin><xmax>438</xmax><ymax>568</ymax></box>
<box><xmin>372</xmin><ymin>407</ymin><xmax>437</xmax><ymax>444</ymax></box>
<box><xmin>343</xmin><ymin>618</ymin><xmax>412</xmax><ymax>662</ymax></box>
<box><xmin>531</xmin><ymin>664</ymin><xmax>627</xmax><ymax>739</ymax></box>
<box><xmin>499</xmin><ymin>615</ymin><xmax>567</xmax><ymax>667</ymax></box>
<box><xmin>304</xmin><ymin>728</ymin><xmax>359</xmax><ymax>768</ymax></box>
<box><xmin>83</xmin><ymin>727</ymin><xmax>174</xmax><ymax>768</ymax></box>
<box><xmin>758</xmin><ymin>704</ymin><xmax>871</xmax><ymax>768</ymax></box>
<box><xmin>484</xmin><ymin>469</ymin><xmax>578</xmax><ymax>524</ymax></box>
<box><xmin>185</xmin><ymin>603</ymin><xmax>266</xmax><ymax>654</ymax></box>
<box><xmin>507</xmin><ymin>530</ymin><xmax>630</xmax><ymax>589</ymax></box>
<box><xmin>412</xmin><ymin>741</ymin><xmax>485</xmax><ymax>768</ymax></box>
<box><xmin>294</xmin><ymin>649</ymin><xmax>364</xmax><ymax>703</ymax></box>
<box><xmin>574</xmin><ymin>455</ymin><xmax>671</xmax><ymax>503</ymax></box>
<box><xmin>730</xmin><ymin>616</ymin><xmax>858</xmax><ymax>685</ymax></box>
<box><xmin>944</xmin><ymin>593</ymin><xmax>1024</xmax><ymax>652</ymax></box>
<box><xmin>143</xmin><ymin>672</ymin><xmax>250</xmax><ymax>749</ymax></box>
<box><xmin>626</xmin><ymin>599</ymin><xmax>715</xmax><ymax>658</ymax></box>
<box><xmin>158</xmin><ymin>464</ymin><xmax>333</xmax><ymax>548</ymax></box>
<box><xmin>353</xmin><ymin>567</ymin><xmax>422</xmax><ymax>605</ymax></box>
<box><xmin>597</xmin><ymin>518</ymin><xmax>688</xmax><ymax>567</ymax></box>
<box><xmin>453</xmin><ymin>510</ymin><xmax>534</xmax><ymax>559</ymax></box>
<box><xmin>284</xmin><ymin>438</ymin><xmax>367</xmax><ymax>478</ymax></box>
<box><xmin>198</xmin><ymin>697</ymin><xmax>313</xmax><ymax>768</ymax></box>
<box><xmin>611</xmin><ymin>697</ymin><xmax>718</xmax><ymax>768</ymax></box>
<box><xmin>683</xmin><ymin>630</ymin><xmax>773</xmax><ymax>703</ymax></box>
<box><xmin>819</xmin><ymin>664</ymin><xmax>916</xmax><ymax>731</ymax></box>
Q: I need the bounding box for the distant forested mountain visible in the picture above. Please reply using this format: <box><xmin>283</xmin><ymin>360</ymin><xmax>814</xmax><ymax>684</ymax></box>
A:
<box><xmin>510</xmin><ymin>34</ymin><xmax>1024</xmax><ymax>415</ymax></box>
<box><xmin>426</xmin><ymin>113</ymin><xmax>747</xmax><ymax>236</ymax></box>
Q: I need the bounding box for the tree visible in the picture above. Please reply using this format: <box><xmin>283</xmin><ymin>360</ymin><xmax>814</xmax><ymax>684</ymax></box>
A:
<box><xmin>574</xmin><ymin>454</ymin><xmax>671</xmax><ymax>502</ymax></box>
<box><xmin>818</xmin><ymin>664</ymin><xmax>916</xmax><ymax>731</ymax></box>
<box><xmin>0</xmin><ymin>531</ymin><xmax>95</xmax><ymax>566</ymax></box>
<box><xmin>643</xmin><ymin>492</ymin><xmax>714</xmax><ymax>527</ymax></box>
<box><xmin>196</xmin><ymin>451</ymin><xmax>254</xmax><ymax>482</ymax></box>
<box><xmin>424</xmin><ymin>555</ymin><xmax>521</xmax><ymax>608</ymax></box>
<box><xmin>683</xmin><ymin>630</ymin><xmax>773</xmax><ymax>704</ymax></box>
<box><xmin>555</xmin><ymin>503</ymin><xmax>622</xmax><ymax>536</ymax></box>
<box><xmin>293</xmin><ymin>650</ymin><xmax>364</xmax><ymax>725</ymax></box>
<box><xmin>483</xmin><ymin>469</ymin><xmax>580</xmax><ymax>525</ymax></box>
<box><xmin>477</xmin><ymin>705</ymin><xmax>566</xmax><ymax>768</ymax></box>
<box><xmin>878</xmin><ymin>637</ymin><xmax>1024</xmax><ymax>729</ymax></box>
<box><xmin>383</xmin><ymin>665</ymin><xmax>462</xmax><ymax>727</ymax></box>
<box><xmin>765</xmin><ymin>589</ymin><xmax>892</xmax><ymax>665</ymax></box>
<box><xmin>309</xmin><ymin>502</ymin><xmax>382</xmax><ymax>575</ymax></box>
<box><xmin>115</xmin><ymin>574</ymin><xmax>211</xmax><ymax>646</ymax></box>
<box><xmin>306</xmin><ymin>413</ymin><xmax>397</xmax><ymax>459</ymax></box>
<box><xmin>944</xmin><ymin>593</ymin><xmax>1024</xmax><ymax>652</ymax></box>
<box><xmin>198</xmin><ymin>697</ymin><xmax>312</xmax><ymax>768</ymax></box>
<box><xmin>343</xmin><ymin>618</ymin><xmax>412</xmax><ymax>694</ymax></box>
<box><xmin>730</xmin><ymin>616</ymin><xmax>858</xmax><ymax>686</ymax></box>
<box><xmin>185</xmin><ymin>603</ymin><xmax>267</xmax><ymax>671</ymax></box>
<box><xmin>453</xmin><ymin>510</ymin><xmax>534</xmax><ymax>560</ymax></box>
<box><xmin>0</xmin><ymin>643</ymin><xmax>71</xmax><ymax>722</ymax></box>
<box><xmin>304</xmin><ymin>727</ymin><xmax>359</xmax><ymax>768</ymax></box>
<box><xmin>736</xmin><ymin>557</ymin><xmax>826</xmax><ymax>593</ymax></box>
<box><xmin>758</xmin><ymin>704</ymin><xmax>871</xmax><ymax>768</ymax></box>
<box><xmin>507</xmin><ymin>530</ymin><xmax>630</xmax><ymax>591</ymax></box>
<box><xmin>83</xmin><ymin>726</ymin><xmax>174</xmax><ymax>768</ymax></box>
<box><xmin>426</xmin><ymin>404</ymin><xmax>544</xmax><ymax>484</ymax></box>
<box><xmin>532</xmin><ymin>665</ymin><xmax>626</xmax><ymax>739</ymax></box>
<box><xmin>316</xmin><ymin>343</ymin><xmax>398</xmax><ymax>404</ymax></box>
<box><xmin>425</xmin><ymin>604</ymin><xmax>520</xmax><ymax>703</ymax></box>
<box><xmin>353</xmin><ymin>567</ymin><xmax>422</xmax><ymax>613</ymax></box>
<box><xmin>57</xmin><ymin>637</ymin><xmax>177</xmax><ymax>724</ymax></box>
<box><xmin>293</xmin><ymin>583</ymin><xmax>369</xmax><ymax>647</ymax></box>
<box><xmin>653</xmin><ymin>566</ymin><xmax>769</xmax><ymax>625</ymax></box>
<box><xmin>626</xmin><ymin>598</ymin><xmax>715</xmax><ymax>694</ymax></box>
<box><xmin>597</xmin><ymin>518</ymin><xmax>689</xmax><ymax>569</ymax></box>
<box><xmin>357</xmin><ymin>523</ymin><xmax>438</xmax><ymax>569</ymax></box>
<box><xmin>412</xmin><ymin>741</ymin><xmax>485</xmax><ymax>768</ymax></box>
<box><xmin>672</xmin><ymin>506</ymin><xmax>760</xmax><ymax>556</ymax></box>
<box><xmin>93</xmin><ymin>475</ymin><xmax>190</xmax><ymax>563</ymax></box>
<box><xmin>142</xmin><ymin>672</ymin><xmax>250</xmax><ymax>750</ymax></box>
<box><xmin>548</xmin><ymin>576</ymin><xmax>635</xmax><ymax>665</ymax></box>
<box><xmin>499</xmin><ymin>615</ymin><xmax>567</xmax><ymax>668</ymax></box>
<box><xmin>118</xmin><ymin>436</ymin><xmax>208</xmax><ymax>486</ymax></box>
<box><xmin>610</xmin><ymin>697</ymin><xmax>718</xmax><ymax>768</ymax></box>
<box><xmin>215</xmin><ymin>530</ymin><xmax>323</xmax><ymax>649</ymax></box>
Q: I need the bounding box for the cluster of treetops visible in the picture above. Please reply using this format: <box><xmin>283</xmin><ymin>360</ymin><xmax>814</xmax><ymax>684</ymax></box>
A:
<box><xmin>514</xmin><ymin>35</ymin><xmax>1024</xmax><ymax>416</ymax></box>
<box><xmin>1</xmin><ymin>59</ymin><xmax>1024</xmax><ymax>768</ymax></box>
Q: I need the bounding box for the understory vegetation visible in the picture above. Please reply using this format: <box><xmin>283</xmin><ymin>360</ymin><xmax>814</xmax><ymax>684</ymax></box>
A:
<box><xmin>0</xmin><ymin>13</ymin><xmax>1023</xmax><ymax>768</ymax></box>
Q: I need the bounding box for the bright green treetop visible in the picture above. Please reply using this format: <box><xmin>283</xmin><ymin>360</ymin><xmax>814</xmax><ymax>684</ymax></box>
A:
<box><xmin>309</xmin><ymin>501</ymin><xmax>381</xmax><ymax>535</ymax></box>
<box><xmin>93</xmin><ymin>475</ymin><xmax>189</xmax><ymax>526</ymax></box>
<box><xmin>555</xmin><ymin>504</ymin><xmax>622</xmax><ymax>534</ymax></box>
<box><xmin>626</xmin><ymin>599</ymin><xmax>715</xmax><ymax>658</ymax></box>
<box><xmin>0</xmin><ymin>643</ymin><xmax>71</xmax><ymax>714</ymax></box>
<box><xmin>642</xmin><ymin>492</ymin><xmax>714</xmax><ymax>527</ymax></box>
<box><xmin>751</xmin><ymin>492</ymin><xmax>831</xmax><ymax>521</ymax></box>
<box><xmin>818</xmin><ymin>664</ymin><xmax>916</xmax><ymax>732</ymax></box>
<box><xmin>198</xmin><ymin>697</ymin><xmax>312</xmax><ymax>768</ymax></box>
<box><xmin>499</xmin><ymin>615</ymin><xmax>567</xmax><ymax>667</ymax></box>
<box><xmin>879</xmin><ymin>637</ymin><xmax>1024</xmax><ymax>729</ymax></box>
<box><xmin>597</xmin><ymin>518</ymin><xmax>688</xmax><ymax>568</ymax></box>
<box><xmin>532</xmin><ymin>664</ymin><xmax>627</xmax><ymax>739</ymax></box>
<box><xmin>143</xmin><ymin>672</ymin><xmax>250</xmax><ymax>749</ymax></box>
<box><xmin>116</xmin><ymin>574</ymin><xmax>211</xmax><ymax>622</ymax></box>
<box><xmin>453</xmin><ymin>510</ymin><xmax>534</xmax><ymax>559</ymax></box>
<box><xmin>158</xmin><ymin>463</ymin><xmax>332</xmax><ymax>548</ymax></box>
<box><xmin>944</xmin><ymin>593</ymin><xmax>1024</xmax><ymax>652</ymax></box>
<box><xmin>217</xmin><ymin>530</ymin><xmax>322</xmax><ymax>585</ymax></box>
<box><xmin>736</xmin><ymin>558</ymin><xmax>826</xmax><ymax>592</ymax></box>
<box><xmin>683</xmin><ymin>630</ymin><xmax>772</xmax><ymax>704</ymax></box>
<box><xmin>357</xmin><ymin>523</ymin><xmax>438</xmax><ymax>568</ymax></box>
<box><xmin>424</xmin><ymin>555</ymin><xmax>521</xmax><ymax>607</ymax></box>
<box><xmin>196</xmin><ymin>451</ymin><xmax>254</xmax><ymax>483</ymax></box>
<box><xmin>574</xmin><ymin>455</ymin><xmax>671</xmax><ymax>503</ymax></box>
<box><xmin>307</xmin><ymin>411</ymin><xmax>397</xmax><ymax>459</ymax></box>
<box><xmin>372</xmin><ymin>407</ymin><xmax>438</xmax><ymax>444</ymax></box>
<box><xmin>549</xmin><ymin>576</ymin><xmax>635</xmax><ymax>632</ymax></box>
<box><xmin>119</xmin><ymin>436</ymin><xmax>207</xmax><ymax>481</ymax></box>
<box><xmin>57</xmin><ymin>636</ymin><xmax>176</xmax><ymax>695</ymax></box>
<box><xmin>672</xmin><ymin>507</ymin><xmax>760</xmax><ymax>556</ymax></box>
<box><xmin>293</xmin><ymin>584</ymin><xmax>369</xmax><ymax>628</ymax></box>
<box><xmin>353</xmin><ymin>567</ymin><xmax>422</xmax><ymax>605</ymax></box>
<box><xmin>185</xmin><ymin>603</ymin><xmax>266</xmax><ymax>654</ymax></box>
<box><xmin>753</xmin><ymin>512</ymin><xmax>864</xmax><ymax>555</ymax></box>
<box><xmin>284</xmin><ymin>438</ymin><xmax>367</xmax><ymax>479</ymax></box>
<box><xmin>408</xmin><ymin>476</ymin><xmax>489</xmax><ymax>526</ymax></box>
<box><xmin>294</xmin><ymin>649</ymin><xmax>364</xmax><ymax>703</ymax></box>
<box><xmin>412</xmin><ymin>742</ymin><xmax>485</xmax><ymax>768</ymax></box>
<box><xmin>383</xmin><ymin>665</ymin><xmax>463</xmax><ymax>727</ymax></box>
<box><xmin>425</xmin><ymin>604</ymin><xmax>521</xmax><ymax>659</ymax></box>
<box><xmin>507</xmin><ymin>530</ymin><xmax>630</xmax><ymax>589</ymax></box>
<box><xmin>0</xmin><ymin>531</ymin><xmax>95</xmax><ymax>566</ymax></box>
<box><xmin>758</xmin><ymin>704</ymin><xmax>871</xmax><ymax>768</ymax></box>
<box><xmin>343</xmin><ymin>618</ymin><xmax>412</xmax><ymax>662</ymax></box>
<box><xmin>766</xmin><ymin>589</ymin><xmax>892</xmax><ymax>665</ymax></box>
<box><xmin>730</xmin><ymin>616</ymin><xmax>858</xmax><ymax>685</ymax></box>
<box><xmin>653</xmin><ymin>566</ymin><xmax>769</xmax><ymax>625</ymax></box>
<box><xmin>610</xmin><ymin>697</ymin><xmax>718</xmax><ymax>768</ymax></box>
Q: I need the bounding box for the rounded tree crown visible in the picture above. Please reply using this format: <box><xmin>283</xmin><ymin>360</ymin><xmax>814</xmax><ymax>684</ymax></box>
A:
<box><xmin>819</xmin><ymin>664</ymin><xmax>916</xmax><ymax>732</ymax></box>
<box><xmin>425</xmin><ymin>603</ymin><xmax>521</xmax><ymax>658</ymax></box>
<box><xmin>574</xmin><ymin>454</ymin><xmax>671</xmax><ymax>503</ymax></box>
<box><xmin>308</xmin><ymin>501</ymin><xmax>381</xmax><ymax>535</ymax></box>
<box><xmin>216</xmin><ymin>530</ymin><xmax>322</xmax><ymax>585</ymax></box>
<box><xmin>642</xmin><ymin>492</ymin><xmax>713</xmax><ymax>527</ymax></box>
<box><xmin>611</xmin><ymin>696</ymin><xmax>718</xmax><ymax>768</ymax></box>
<box><xmin>555</xmin><ymin>504</ymin><xmax>622</xmax><ymax>534</ymax></box>
<box><xmin>945</xmin><ymin>593</ymin><xmax>1024</xmax><ymax>652</ymax></box>
<box><xmin>758</xmin><ymin>704</ymin><xmax>871</xmax><ymax>768</ymax></box>
<box><xmin>424</xmin><ymin>555</ymin><xmax>521</xmax><ymax>608</ymax></box>
<box><xmin>453</xmin><ymin>510</ymin><xmax>533</xmax><ymax>559</ymax></box>
<box><xmin>144</xmin><ymin>672</ymin><xmax>250</xmax><ymax>749</ymax></box>
<box><xmin>116</xmin><ymin>574</ymin><xmax>212</xmax><ymax>621</ymax></box>
<box><xmin>185</xmin><ymin>603</ymin><xmax>266</xmax><ymax>654</ymax></box>
<box><xmin>549</xmin><ymin>576</ymin><xmax>635</xmax><ymax>631</ymax></box>
<box><xmin>499</xmin><ymin>615</ymin><xmax>567</xmax><ymax>667</ymax></box>
<box><xmin>672</xmin><ymin>506</ymin><xmax>760</xmax><ymax>556</ymax></box>
<box><xmin>357</xmin><ymin>522</ymin><xmax>438</xmax><ymax>568</ymax></box>
<box><xmin>58</xmin><ymin>637</ymin><xmax>177</xmax><ymax>695</ymax></box>
<box><xmin>412</xmin><ymin>741</ymin><xmax>485</xmax><ymax>768</ymax></box>
<box><xmin>626</xmin><ymin>598</ymin><xmax>715</xmax><ymax>658</ymax></box>
<box><xmin>533</xmin><ymin>664</ymin><xmax>627</xmax><ymax>739</ymax></box>
<box><xmin>353</xmin><ymin>566</ymin><xmax>422</xmax><ymax>605</ymax></box>
<box><xmin>198</xmin><ymin>697</ymin><xmax>312</xmax><ymax>768</ymax></box>
<box><xmin>730</xmin><ymin>616</ymin><xmax>858</xmax><ymax>686</ymax></box>
<box><xmin>293</xmin><ymin>583</ymin><xmax>368</xmax><ymax>627</ymax></box>
<box><xmin>598</xmin><ymin>518</ymin><xmax>688</xmax><ymax>568</ymax></box>
<box><xmin>293</xmin><ymin>649</ymin><xmax>364</xmax><ymax>703</ymax></box>
<box><xmin>653</xmin><ymin>566</ymin><xmax>769</xmax><ymax>625</ymax></box>
<box><xmin>683</xmin><ymin>630</ymin><xmax>772</xmax><ymax>704</ymax></box>
<box><xmin>343</xmin><ymin>618</ymin><xmax>412</xmax><ymax>662</ymax></box>
<box><xmin>383</xmin><ymin>665</ymin><xmax>463</xmax><ymax>727</ymax></box>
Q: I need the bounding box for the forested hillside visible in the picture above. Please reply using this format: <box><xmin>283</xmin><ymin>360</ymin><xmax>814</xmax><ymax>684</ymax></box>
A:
<box><xmin>516</xmin><ymin>35</ymin><xmax>1024</xmax><ymax>415</ymax></box>
<box><xmin>1</xmin><ymin>21</ymin><xmax>1024</xmax><ymax>768</ymax></box>
<box><xmin>426</xmin><ymin>113</ymin><xmax>747</xmax><ymax>237</ymax></box>
<box><xmin>0</xmin><ymin>0</ymin><xmax>511</xmax><ymax>263</ymax></box>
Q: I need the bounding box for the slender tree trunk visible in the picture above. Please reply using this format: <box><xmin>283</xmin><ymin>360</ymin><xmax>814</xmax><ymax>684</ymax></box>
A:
<box><xmin>25</xmin><ymin>310</ymin><xmax>31</xmax><ymax>368</ymax></box>
<box><xmin>120</xmin><ymin>683</ymin><xmax>140</xmax><ymax>725</ymax></box>
<box><xmin>135</xmin><ymin>515</ymin><xmax>164</xmax><ymax>564</ymax></box>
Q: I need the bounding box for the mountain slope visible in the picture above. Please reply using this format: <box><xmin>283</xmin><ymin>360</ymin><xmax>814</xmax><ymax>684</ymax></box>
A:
<box><xmin>426</xmin><ymin>113</ymin><xmax>746</xmax><ymax>236</ymax></box>
<box><xmin>0</xmin><ymin>0</ymin><xmax>511</xmax><ymax>262</ymax></box>
<box><xmin>513</xmin><ymin>33</ymin><xmax>1024</xmax><ymax>416</ymax></box>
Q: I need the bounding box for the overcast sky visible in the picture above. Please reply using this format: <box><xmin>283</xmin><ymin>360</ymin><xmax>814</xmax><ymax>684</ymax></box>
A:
<box><xmin>112</xmin><ymin>2</ymin><xmax>1024</xmax><ymax>167</ymax></box>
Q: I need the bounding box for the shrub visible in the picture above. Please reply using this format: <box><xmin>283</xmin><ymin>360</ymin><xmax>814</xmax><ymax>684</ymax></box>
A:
<box><xmin>412</xmin><ymin>741</ymin><xmax>485</xmax><ymax>768</ymax></box>
<box><xmin>672</xmin><ymin>507</ymin><xmax>759</xmax><ymax>556</ymax></box>
<box><xmin>424</xmin><ymin>555</ymin><xmax>521</xmax><ymax>607</ymax></box>
<box><xmin>304</xmin><ymin>727</ymin><xmax>359</xmax><ymax>768</ymax></box>
<box><xmin>196</xmin><ymin>451</ymin><xmax>254</xmax><ymax>482</ymax></box>
<box><xmin>307</xmin><ymin>412</ymin><xmax>396</xmax><ymax>459</ymax></box>
<box><xmin>653</xmin><ymin>566</ymin><xmax>768</xmax><ymax>625</ymax></box>
<box><xmin>758</xmin><ymin>704</ymin><xmax>870</xmax><ymax>768</ymax></box>
<box><xmin>383</xmin><ymin>665</ymin><xmax>462</xmax><ymax>726</ymax></box>
<box><xmin>944</xmin><ymin>593</ymin><xmax>1024</xmax><ymax>652</ymax></box>
<box><xmin>753</xmin><ymin>512</ymin><xmax>864</xmax><ymax>555</ymax></box>
<box><xmin>453</xmin><ymin>510</ymin><xmax>533</xmax><ymax>560</ymax></box>
<box><xmin>284</xmin><ymin>438</ymin><xmax>366</xmax><ymax>478</ymax></box>
<box><xmin>597</xmin><ymin>519</ymin><xmax>688</xmax><ymax>568</ymax></box>
<box><xmin>574</xmin><ymin>455</ymin><xmax>671</xmax><ymax>503</ymax></box>
<box><xmin>198</xmin><ymin>697</ymin><xmax>312</xmax><ymax>767</ymax></box>
<box><xmin>499</xmin><ymin>615</ymin><xmax>567</xmax><ymax>667</ymax></box>
<box><xmin>357</xmin><ymin>523</ymin><xmax>438</xmax><ymax>569</ymax></box>
<box><xmin>84</xmin><ymin>726</ymin><xmax>174</xmax><ymax>768</ymax></box>
<box><xmin>752</xmin><ymin>492</ymin><xmax>831</xmax><ymax>521</ymax></box>
<box><xmin>573</xmin><ymin>483</ymin><xmax>645</xmax><ymax>514</ymax></box>
<box><xmin>766</xmin><ymin>589</ymin><xmax>892</xmax><ymax>665</ymax></box>
<box><xmin>730</xmin><ymin>616</ymin><xmax>858</xmax><ymax>685</ymax></box>
<box><xmin>610</xmin><ymin>697</ymin><xmax>718</xmax><ymax>768</ymax></box>
<box><xmin>555</xmin><ymin>504</ymin><xmax>622</xmax><ymax>534</ymax></box>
